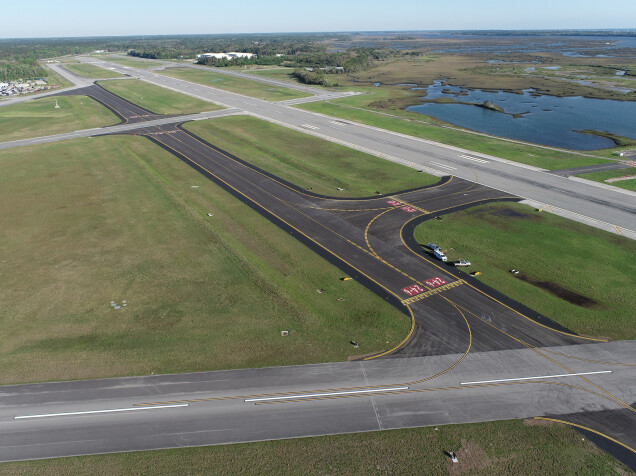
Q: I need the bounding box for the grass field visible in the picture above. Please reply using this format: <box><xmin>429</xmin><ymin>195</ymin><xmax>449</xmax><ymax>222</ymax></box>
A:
<box><xmin>1</xmin><ymin>419</ymin><xmax>627</xmax><ymax>475</ymax></box>
<box><xmin>296</xmin><ymin>93</ymin><xmax>614</xmax><ymax>170</ymax></box>
<box><xmin>104</xmin><ymin>55</ymin><xmax>162</xmax><ymax>69</ymax></box>
<box><xmin>0</xmin><ymin>135</ymin><xmax>410</xmax><ymax>384</ymax></box>
<box><xmin>62</xmin><ymin>63</ymin><xmax>125</xmax><ymax>79</ymax></box>
<box><xmin>0</xmin><ymin>95</ymin><xmax>119</xmax><ymax>142</ymax></box>
<box><xmin>578</xmin><ymin>167</ymin><xmax>636</xmax><ymax>192</ymax></box>
<box><xmin>98</xmin><ymin>79</ymin><xmax>222</xmax><ymax>115</ymax></box>
<box><xmin>244</xmin><ymin>67</ymin><xmax>306</xmax><ymax>83</ymax></box>
<box><xmin>183</xmin><ymin>115</ymin><xmax>440</xmax><ymax>196</ymax></box>
<box><xmin>157</xmin><ymin>67</ymin><xmax>312</xmax><ymax>101</ymax></box>
<box><xmin>413</xmin><ymin>202</ymin><xmax>636</xmax><ymax>340</ymax></box>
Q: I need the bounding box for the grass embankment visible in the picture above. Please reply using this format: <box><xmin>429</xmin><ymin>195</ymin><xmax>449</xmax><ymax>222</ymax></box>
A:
<box><xmin>575</xmin><ymin>129</ymin><xmax>636</xmax><ymax>148</ymax></box>
<box><xmin>62</xmin><ymin>63</ymin><xmax>125</xmax><ymax>79</ymax></box>
<box><xmin>0</xmin><ymin>95</ymin><xmax>119</xmax><ymax>142</ymax></box>
<box><xmin>157</xmin><ymin>67</ymin><xmax>312</xmax><ymax>101</ymax></box>
<box><xmin>98</xmin><ymin>79</ymin><xmax>222</xmax><ymax>115</ymax></box>
<box><xmin>296</xmin><ymin>92</ymin><xmax>614</xmax><ymax>170</ymax></box>
<box><xmin>413</xmin><ymin>202</ymin><xmax>635</xmax><ymax>340</ymax></box>
<box><xmin>184</xmin><ymin>115</ymin><xmax>440</xmax><ymax>196</ymax></box>
<box><xmin>0</xmin><ymin>134</ymin><xmax>411</xmax><ymax>384</ymax></box>
<box><xmin>578</xmin><ymin>167</ymin><xmax>636</xmax><ymax>192</ymax></box>
<box><xmin>2</xmin><ymin>419</ymin><xmax>627</xmax><ymax>475</ymax></box>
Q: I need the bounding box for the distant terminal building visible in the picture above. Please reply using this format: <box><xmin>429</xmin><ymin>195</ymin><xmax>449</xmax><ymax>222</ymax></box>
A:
<box><xmin>197</xmin><ymin>52</ymin><xmax>256</xmax><ymax>60</ymax></box>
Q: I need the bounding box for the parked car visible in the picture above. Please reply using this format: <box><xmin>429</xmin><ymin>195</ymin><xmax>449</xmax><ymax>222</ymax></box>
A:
<box><xmin>433</xmin><ymin>249</ymin><xmax>447</xmax><ymax>262</ymax></box>
<box><xmin>453</xmin><ymin>259</ymin><xmax>471</xmax><ymax>267</ymax></box>
<box><xmin>428</xmin><ymin>243</ymin><xmax>441</xmax><ymax>251</ymax></box>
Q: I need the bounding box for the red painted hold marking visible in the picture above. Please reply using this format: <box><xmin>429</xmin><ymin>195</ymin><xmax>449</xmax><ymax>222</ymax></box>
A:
<box><xmin>402</xmin><ymin>284</ymin><xmax>426</xmax><ymax>296</ymax></box>
<box><xmin>401</xmin><ymin>206</ymin><xmax>417</xmax><ymax>213</ymax></box>
<box><xmin>425</xmin><ymin>277</ymin><xmax>447</xmax><ymax>288</ymax></box>
<box><xmin>387</xmin><ymin>200</ymin><xmax>402</xmax><ymax>206</ymax></box>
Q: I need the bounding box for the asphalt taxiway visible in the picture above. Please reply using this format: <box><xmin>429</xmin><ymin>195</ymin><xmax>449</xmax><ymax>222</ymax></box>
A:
<box><xmin>0</xmin><ymin>60</ymin><xmax>634</xmax><ymax>467</ymax></box>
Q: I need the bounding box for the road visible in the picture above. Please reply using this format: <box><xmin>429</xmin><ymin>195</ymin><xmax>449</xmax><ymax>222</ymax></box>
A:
<box><xmin>0</xmin><ymin>59</ymin><xmax>634</xmax><ymax>467</ymax></box>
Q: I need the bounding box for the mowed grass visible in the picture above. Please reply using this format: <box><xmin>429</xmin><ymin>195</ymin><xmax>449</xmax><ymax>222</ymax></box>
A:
<box><xmin>0</xmin><ymin>135</ymin><xmax>410</xmax><ymax>384</ymax></box>
<box><xmin>0</xmin><ymin>95</ymin><xmax>119</xmax><ymax>142</ymax></box>
<box><xmin>98</xmin><ymin>79</ymin><xmax>222</xmax><ymax>115</ymax></box>
<box><xmin>184</xmin><ymin>115</ymin><xmax>440</xmax><ymax>196</ymax></box>
<box><xmin>62</xmin><ymin>62</ymin><xmax>126</xmax><ymax>79</ymax></box>
<box><xmin>2</xmin><ymin>419</ymin><xmax>627</xmax><ymax>475</ymax></box>
<box><xmin>413</xmin><ymin>202</ymin><xmax>636</xmax><ymax>340</ymax></box>
<box><xmin>157</xmin><ymin>67</ymin><xmax>312</xmax><ymax>101</ymax></box>
<box><xmin>578</xmin><ymin>167</ymin><xmax>636</xmax><ymax>192</ymax></box>
<box><xmin>297</xmin><ymin>94</ymin><xmax>613</xmax><ymax>170</ymax></box>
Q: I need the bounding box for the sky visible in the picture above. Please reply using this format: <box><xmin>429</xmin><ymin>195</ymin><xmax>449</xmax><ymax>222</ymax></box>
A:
<box><xmin>3</xmin><ymin>0</ymin><xmax>636</xmax><ymax>39</ymax></box>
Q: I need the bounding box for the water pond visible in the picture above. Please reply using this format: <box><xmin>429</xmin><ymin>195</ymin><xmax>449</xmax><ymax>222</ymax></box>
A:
<box><xmin>406</xmin><ymin>81</ymin><xmax>636</xmax><ymax>150</ymax></box>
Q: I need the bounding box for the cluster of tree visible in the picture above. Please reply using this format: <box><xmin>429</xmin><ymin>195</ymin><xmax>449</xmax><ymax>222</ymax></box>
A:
<box><xmin>0</xmin><ymin>61</ymin><xmax>45</xmax><ymax>82</ymax></box>
<box><xmin>287</xmin><ymin>48</ymin><xmax>400</xmax><ymax>73</ymax></box>
<box><xmin>128</xmin><ymin>34</ymin><xmax>326</xmax><ymax>60</ymax></box>
<box><xmin>291</xmin><ymin>69</ymin><xmax>330</xmax><ymax>86</ymax></box>
<box><xmin>196</xmin><ymin>55</ymin><xmax>283</xmax><ymax>67</ymax></box>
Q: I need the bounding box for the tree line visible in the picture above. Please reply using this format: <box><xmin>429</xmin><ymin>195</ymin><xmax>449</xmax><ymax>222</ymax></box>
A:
<box><xmin>0</xmin><ymin>61</ymin><xmax>46</xmax><ymax>82</ymax></box>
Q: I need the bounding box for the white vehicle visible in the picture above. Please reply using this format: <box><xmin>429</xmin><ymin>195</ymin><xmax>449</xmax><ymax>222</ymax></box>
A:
<box><xmin>433</xmin><ymin>249</ymin><xmax>447</xmax><ymax>262</ymax></box>
<box><xmin>453</xmin><ymin>259</ymin><xmax>471</xmax><ymax>267</ymax></box>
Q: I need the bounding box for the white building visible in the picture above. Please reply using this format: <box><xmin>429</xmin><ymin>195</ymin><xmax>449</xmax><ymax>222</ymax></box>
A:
<box><xmin>197</xmin><ymin>52</ymin><xmax>256</xmax><ymax>60</ymax></box>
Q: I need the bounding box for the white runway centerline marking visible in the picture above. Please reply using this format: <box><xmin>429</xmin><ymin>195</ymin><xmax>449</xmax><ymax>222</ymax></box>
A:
<box><xmin>461</xmin><ymin>370</ymin><xmax>612</xmax><ymax>385</ymax></box>
<box><xmin>429</xmin><ymin>161</ymin><xmax>457</xmax><ymax>170</ymax></box>
<box><xmin>245</xmin><ymin>386</ymin><xmax>409</xmax><ymax>402</ymax></box>
<box><xmin>14</xmin><ymin>404</ymin><xmax>189</xmax><ymax>420</ymax></box>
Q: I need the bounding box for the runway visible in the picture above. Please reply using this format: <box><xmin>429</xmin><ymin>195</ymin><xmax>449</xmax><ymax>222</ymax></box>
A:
<box><xmin>0</xmin><ymin>60</ymin><xmax>634</xmax><ymax>467</ymax></box>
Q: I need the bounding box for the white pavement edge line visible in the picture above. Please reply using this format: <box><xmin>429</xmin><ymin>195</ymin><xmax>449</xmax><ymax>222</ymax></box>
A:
<box><xmin>14</xmin><ymin>403</ymin><xmax>189</xmax><ymax>420</ymax></box>
<box><xmin>567</xmin><ymin>175</ymin><xmax>636</xmax><ymax>198</ymax></box>
<box><xmin>518</xmin><ymin>199</ymin><xmax>636</xmax><ymax>238</ymax></box>
<box><xmin>288</xmin><ymin>105</ymin><xmax>549</xmax><ymax>172</ymax></box>
<box><xmin>244</xmin><ymin>386</ymin><xmax>409</xmax><ymax>403</ymax></box>
<box><xmin>460</xmin><ymin>370</ymin><xmax>612</xmax><ymax>386</ymax></box>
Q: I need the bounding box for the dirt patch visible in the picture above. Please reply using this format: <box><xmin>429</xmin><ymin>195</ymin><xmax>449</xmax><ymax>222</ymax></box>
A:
<box><xmin>448</xmin><ymin>440</ymin><xmax>492</xmax><ymax>476</ymax></box>
<box><xmin>517</xmin><ymin>275</ymin><xmax>598</xmax><ymax>308</ymax></box>
<box><xmin>465</xmin><ymin>205</ymin><xmax>537</xmax><ymax>220</ymax></box>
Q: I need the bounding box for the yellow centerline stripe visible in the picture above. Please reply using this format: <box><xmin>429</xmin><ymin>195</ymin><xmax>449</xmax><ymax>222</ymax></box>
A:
<box><xmin>533</xmin><ymin>417</ymin><xmax>636</xmax><ymax>454</ymax></box>
<box><xmin>148</xmin><ymin>134</ymin><xmax>408</xmax><ymax>317</ymax></box>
